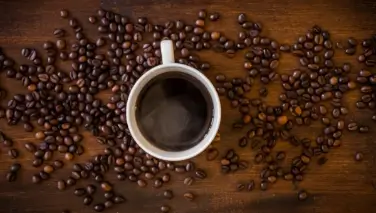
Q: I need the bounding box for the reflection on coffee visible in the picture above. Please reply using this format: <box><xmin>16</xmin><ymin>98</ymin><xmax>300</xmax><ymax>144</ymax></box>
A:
<box><xmin>136</xmin><ymin>72</ymin><xmax>213</xmax><ymax>151</ymax></box>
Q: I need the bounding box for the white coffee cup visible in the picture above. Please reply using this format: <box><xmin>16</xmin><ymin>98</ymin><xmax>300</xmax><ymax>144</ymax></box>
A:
<box><xmin>126</xmin><ymin>39</ymin><xmax>221</xmax><ymax>161</ymax></box>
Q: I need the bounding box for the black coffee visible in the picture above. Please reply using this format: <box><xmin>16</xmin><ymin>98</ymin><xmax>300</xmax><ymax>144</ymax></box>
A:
<box><xmin>136</xmin><ymin>72</ymin><xmax>213</xmax><ymax>151</ymax></box>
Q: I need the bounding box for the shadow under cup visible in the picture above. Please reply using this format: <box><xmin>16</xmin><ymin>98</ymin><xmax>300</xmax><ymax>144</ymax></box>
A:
<box><xmin>135</xmin><ymin>71</ymin><xmax>214</xmax><ymax>152</ymax></box>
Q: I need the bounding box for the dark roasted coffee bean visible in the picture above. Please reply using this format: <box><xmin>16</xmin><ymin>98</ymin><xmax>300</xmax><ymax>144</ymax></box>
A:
<box><xmin>345</xmin><ymin>48</ymin><xmax>355</xmax><ymax>55</ymax></box>
<box><xmin>8</xmin><ymin>149</ymin><xmax>19</xmax><ymax>159</ymax></box>
<box><xmin>260</xmin><ymin>181</ymin><xmax>268</xmax><ymax>191</ymax></box>
<box><xmin>39</xmin><ymin>171</ymin><xmax>50</xmax><ymax>180</ymax></box>
<box><xmin>161</xmin><ymin>205</ymin><xmax>170</xmax><ymax>213</ymax></box>
<box><xmin>355</xmin><ymin>152</ymin><xmax>363</xmax><ymax>161</ymax></box>
<box><xmin>86</xmin><ymin>184</ymin><xmax>96</xmax><ymax>195</ymax></box>
<box><xmin>162</xmin><ymin>173</ymin><xmax>170</xmax><ymax>182</ymax></box>
<box><xmin>298</xmin><ymin>190</ymin><xmax>308</xmax><ymax>201</ymax></box>
<box><xmin>103</xmin><ymin>200</ymin><xmax>113</xmax><ymax>208</ymax></box>
<box><xmin>74</xmin><ymin>188</ymin><xmax>86</xmax><ymax>196</ymax></box>
<box><xmin>6</xmin><ymin>172</ymin><xmax>16</xmax><ymax>182</ymax></box>
<box><xmin>43</xmin><ymin>165</ymin><xmax>54</xmax><ymax>173</ymax></box>
<box><xmin>113</xmin><ymin>195</ymin><xmax>125</xmax><ymax>204</ymax></box>
<box><xmin>66</xmin><ymin>178</ymin><xmax>76</xmax><ymax>186</ymax></box>
<box><xmin>237</xmin><ymin>183</ymin><xmax>246</xmax><ymax>191</ymax></box>
<box><xmin>137</xmin><ymin>179</ymin><xmax>147</xmax><ymax>187</ymax></box>
<box><xmin>100</xmin><ymin>182</ymin><xmax>112</xmax><ymax>191</ymax></box>
<box><xmin>237</xmin><ymin>13</ymin><xmax>247</xmax><ymax>24</ymax></box>
<box><xmin>32</xmin><ymin>174</ymin><xmax>41</xmax><ymax>184</ymax></box>
<box><xmin>57</xmin><ymin>180</ymin><xmax>66</xmax><ymax>191</ymax></box>
<box><xmin>348</xmin><ymin>122</ymin><xmax>358</xmax><ymax>131</ymax></box>
<box><xmin>93</xmin><ymin>204</ymin><xmax>105</xmax><ymax>212</ymax></box>
<box><xmin>154</xmin><ymin>178</ymin><xmax>163</xmax><ymax>188</ymax></box>
<box><xmin>276</xmin><ymin>151</ymin><xmax>286</xmax><ymax>161</ymax></box>
<box><xmin>10</xmin><ymin>163</ymin><xmax>21</xmax><ymax>172</ymax></box>
<box><xmin>209</xmin><ymin>12</ymin><xmax>220</xmax><ymax>21</ymax></box>
<box><xmin>163</xmin><ymin>190</ymin><xmax>173</xmax><ymax>199</ymax></box>
<box><xmin>60</xmin><ymin>9</ymin><xmax>69</xmax><ymax>18</ymax></box>
<box><xmin>195</xmin><ymin>169</ymin><xmax>207</xmax><ymax>179</ymax></box>
<box><xmin>206</xmin><ymin>148</ymin><xmax>219</xmax><ymax>161</ymax></box>
<box><xmin>184</xmin><ymin>176</ymin><xmax>194</xmax><ymax>186</ymax></box>
<box><xmin>83</xmin><ymin>196</ymin><xmax>93</xmax><ymax>206</ymax></box>
<box><xmin>359</xmin><ymin>126</ymin><xmax>369</xmax><ymax>133</ymax></box>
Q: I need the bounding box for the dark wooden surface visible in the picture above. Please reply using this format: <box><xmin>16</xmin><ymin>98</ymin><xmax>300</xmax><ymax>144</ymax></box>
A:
<box><xmin>1</xmin><ymin>0</ymin><xmax>376</xmax><ymax>212</ymax></box>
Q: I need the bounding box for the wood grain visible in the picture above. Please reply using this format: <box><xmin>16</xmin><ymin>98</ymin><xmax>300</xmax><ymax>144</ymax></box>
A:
<box><xmin>0</xmin><ymin>0</ymin><xmax>376</xmax><ymax>212</ymax></box>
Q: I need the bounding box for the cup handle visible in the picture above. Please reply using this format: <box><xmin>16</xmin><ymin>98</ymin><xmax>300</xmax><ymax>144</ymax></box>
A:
<box><xmin>161</xmin><ymin>39</ymin><xmax>175</xmax><ymax>64</ymax></box>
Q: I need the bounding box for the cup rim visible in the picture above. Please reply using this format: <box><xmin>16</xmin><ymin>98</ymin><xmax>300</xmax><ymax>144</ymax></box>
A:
<box><xmin>126</xmin><ymin>63</ymin><xmax>221</xmax><ymax>161</ymax></box>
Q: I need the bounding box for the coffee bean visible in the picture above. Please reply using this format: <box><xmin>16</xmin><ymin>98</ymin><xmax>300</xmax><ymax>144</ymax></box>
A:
<box><xmin>137</xmin><ymin>179</ymin><xmax>147</xmax><ymax>187</ymax></box>
<box><xmin>237</xmin><ymin>13</ymin><xmax>247</xmax><ymax>24</ymax></box>
<box><xmin>32</xmin><ymin>174</ymin><xmax>41</xmax><ymax>184</ymax></box>
<box><xmin>86</xmin><ymin>184</ymin><xmax>96</xmax><ymax>195</ymax></box>
<box><xmin>10</xmin><ymin>163</ymin><xmax>21</xmax><ymax>173</ymax></box>
<box><xmin>183</xmin><ymin>192</ymin><xmax>195</xmax><ymax>201</ymax></box>
<box><xmin>154</xmin><ymin>178</ymin><xmax>163</xmax><ymax>188</ymax></box>
<box><xmin>359</xmin><ymin>126</ymin><xmax>369</xmax><ymax>133</ymax></box>
<box><xmin>6</xmin><ymin>172</ymin><xmax>16</xmax><ymax>182</ymax></box>
<box><xmin>355</xmin><ymin>152</ymin><xmax>363</xmax><ymax>161</ymax></box>
<box><xmin>43</xmin><ymin>165</ymin><xmax>54</xmax><ymax>173</ymax></box>
<box><xmin>35</xmin><ymin>131</ymin><xmax>45</xmax><ymax>140</ymax></box>
<box><xmin>93</xmin><ymin>204</ymin><xmax>105</xmax><ymax>212</ymax></box>
<box><xmin>161</xmin><ymin>205</ymin><xmax>170</xmax><ymax>213</ymax></box>
<box><xmin>238</xmin><ymin>137</ymin><xmax>248</xmax><ymax>148</ymax></box>
<box><xmin>209</xmin><ymin>12</ymin><xmax>220</xmax><ymax>21</ymax></box>
<box><xmin>183</xmin><ymin>176</ymin><xmax>194</xmax><ymax>186</ymax></box>
<box><xmin>195</xmin><ymin>169</ymin><xmax>207</xmax><ymax>179</ymax></box>
<box><xmin>185</xmin><ymin>161</ymin><xmax>195</xmax><ymax>172</ymax></box>
<box><xmin>163</xmin><ymin>190</ymin><xmax>173</xmax><ymax>199</ymax></box>
<box><xmin>74</xmin><ymin>188</ymin><xmax>86</xmax><ymax>197</ymax></box>
<box><xmin>277</xmin><ymin>116</ymin><xmax>288</xmax><ymax>125</ymax></box>
<box><xmin>65</xmin><ymin>153</ymin><xmax>74</xmax><ymax>161</ymax></box>
<box><xmin>267</xmin><ymin>176</ymin><xmax>277</xmax><ymax>183</ymax></box>
<box><xmin>270</xmin><ymin>60</ymin><xmax>279</xmax><ymax>69</ymax></box>
<box><xmin>260</xmin><ymin>181</ymin><xmax>268</xmax><ymax>191</ymax></box>
<box><xmin>57</xmin><ymin>180</ymin><xmax>66</xmax><ymax>190</ymax></box>
<box><xmin>101</xmin><ymin>191</ymin><xmax>114</xmax><ymax>200</ymax></box>
<box><xmin>348</xmin><ymin>122</ymin><xmax>358</xmax><ymax>131</ymax></box>
<box><xmin>206</xmin><ymin>148</ymin><xmax>219</xmax><ymax>161</ymax></box>
<box><xmin>100</xmin><ymin>182</ymin><xmax>112</xmax><ymax>191</ymax></box>
<box><xmin>83</xmin><ymin>196</ymin><xmax>93</xmax><ymax>205</ymax></box>
<box><xmin>8</xmin><ymin>149</ymin><xmax>19</xmax><ymax>159</ymax></box>
<box><xmin>54</xmin><ymin>29</ymin><xmax>65</xmax><ymax>38</ymax></box>
<box><xmin>60</xmin><ymin>10</ymin><xmax>69</xmax><ymax>18</ymax></box>
<box><xmin>113</xmin><ymin>195</ymin><xmax>126</xmax><ymax>204</ymax></box>
<box><xmin>276</xmin><ymin>151</ymin><xmax>286</xmax><ymax>161</ymax></box>
<box><xmin>298</xmin><ymin>190</ymin><xmax>308</xmax><ymax>201</ymax></box>
<box><xmin>56</xmin><ymin>40</ymin><xmax>66</xmax><ymax>50</ymax></box>
<box><xmin>345</xmin><ymin>48</ymin><xmax>356</xmax><ymax>55</ymax></box>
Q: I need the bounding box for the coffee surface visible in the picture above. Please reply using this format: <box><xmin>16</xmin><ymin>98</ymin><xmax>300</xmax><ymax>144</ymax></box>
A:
<box><xmin>136</xmin><ymin>72</ymin><xmax>211</xmax><ymax>151</ymax></box>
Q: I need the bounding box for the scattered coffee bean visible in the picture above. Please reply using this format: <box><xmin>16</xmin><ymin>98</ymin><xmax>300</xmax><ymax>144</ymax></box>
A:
<box><xmin>83</xmin><ymin>196</ymin><xmax>93</xmax><ymax>205</ymax></box>
<box><xmin>93</xmin><ymin>203</ymin><xmax>105</xmax><ymax>212</ymax></box>
<box><xmin>183</xmin><ymin>192</ymin><xmax>195</xmax><ymax>201</ymax></box>
<box><xmin>6</xmin><ymin>172</ymin><xmax>16</xmax><ymax>182</ymax></box>
<box><xmin>10</xmin><ymin>163</ymin><xmax>21</xmax><ymax>172</ymax></box>
<box><xmin>60</xmin><ymin>9</ymin><xmax>69</xmax><ymax>18</ymax></box>
<box><xmin>298</xmin><ymin>190</ymin><xmax>308</xmax><ymax>201</ymax></box>
<box><xmin>163</xmin><ymin>190</ymin><xmax>173</xmax><ymax>199</ymax></box>
<box><xmin>206</xmin><ymin>148</ymin><xmax>219</xmax><ymax>161</ymax></box>
<box><xmin>355</xmin><ymin>152</ymin><xmax>363</xmax><ymax>161</ymax></box>
<box><xmin>161</xmin><ymin>205</ymin><xmax>170</xmax><ymax>213</ymax></box>
<box><xmin>57</xmin><ymin>180</ymin><xmax>66</xmax><ymax>191</ymax></box>
<box><xmin>184</xmin><ymin>176</ymin><xmax>194</xmax><ymax>186</ymax></box>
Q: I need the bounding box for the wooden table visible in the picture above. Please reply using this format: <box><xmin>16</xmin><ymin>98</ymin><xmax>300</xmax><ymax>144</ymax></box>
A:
<box><xmin>0</xmin><ymin>0</ymin><xmax>376</xmax><ymax>212</ymax></box>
